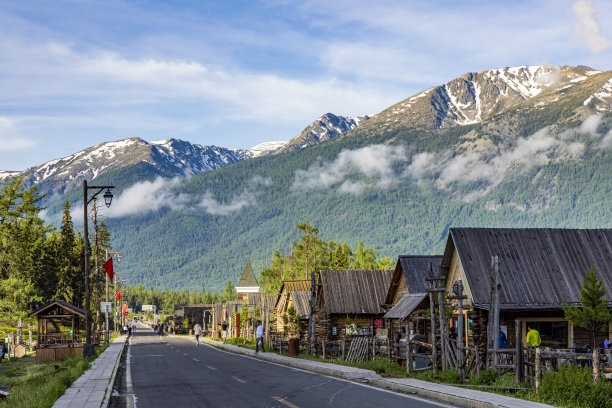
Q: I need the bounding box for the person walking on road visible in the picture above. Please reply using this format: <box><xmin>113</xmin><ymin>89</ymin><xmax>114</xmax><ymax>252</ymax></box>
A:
<box><xmin>222</xmin><ymin>322</ymin><xmax>228</xmax><ymax>344</ymax></box>
<box><xmin>158</xmin><ymin>322</ymin><xmax>164</xmax><ymax>339</ymax></box>
<box><xmin>194</xmin><ymin>323</ymin><xmax>202</xmax><ymax>346</ymax></box>
<box><xmin>255</xmin><ymin>320</ymin><xmax>264</xmax><ymax>353</ymax></box>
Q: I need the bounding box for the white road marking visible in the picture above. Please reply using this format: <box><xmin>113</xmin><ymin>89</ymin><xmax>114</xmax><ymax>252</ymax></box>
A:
<box><xmin>207</xmin><ymin>365</ymin><xmax>217</xmax><ymax>370</ymax></box>
<box><xmin>126</xmin><ymin>337</ymin><xmax>137</xmax><ymax>408</ymax></box>
<box><xmin>272</xmin><ymin>396</ymin><xmax>300</xmax><ymax>408</ymax></box>
<box><xmin>232</xmin><ymin>376</ymin><xmax>247</xmax><ymax>384</ymax></box>
<box><xmin>192</xmin><ymin>358</ymin><xmax>199</xmax><ymax>362</ymax></box>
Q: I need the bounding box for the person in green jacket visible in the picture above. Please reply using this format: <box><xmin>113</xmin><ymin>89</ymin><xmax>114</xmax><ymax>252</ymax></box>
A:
<box><xmin>526</xmin><ymin>325</ymin><xmax>541</xmax><ymax>347</ymax></box>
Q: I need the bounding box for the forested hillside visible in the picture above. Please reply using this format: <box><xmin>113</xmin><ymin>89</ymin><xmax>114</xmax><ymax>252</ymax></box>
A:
<box><xmin>39</xmin><ymin>66</ymin><xmax>612</xmax><ymax>292</ymax></box>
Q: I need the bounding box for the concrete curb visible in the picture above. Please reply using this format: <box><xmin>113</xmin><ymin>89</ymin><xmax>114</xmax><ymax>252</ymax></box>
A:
<box><xmin>201</xmin><ymin>338</ymin><xmax>555</xmax><ymax>408</ymax></box>
<box><xmin>52</xmin><ymin>335</ymin><xmax>128</xmax><ymax>408</ymax></box>
<box><xmin>101</xmin><ymin>335</ymin><xmax>128</xmax><ymax>408</ymax></box>
<box><xmin>200</xmin><ymin>338</ymin><xmax>380</xmax><ymax>381</ymax></box>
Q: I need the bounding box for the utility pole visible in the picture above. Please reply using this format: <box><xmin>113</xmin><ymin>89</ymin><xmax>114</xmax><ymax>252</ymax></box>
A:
<box><xmin>105</xmin><ymin>250</ymin><xmax>122</xmax><ymax>341</ymax></box>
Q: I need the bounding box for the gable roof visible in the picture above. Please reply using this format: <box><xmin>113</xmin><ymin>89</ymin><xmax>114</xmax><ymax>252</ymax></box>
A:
<box><xmin>290</xmin><ymin>291</ymin><xmax>312</xmax><ymax>319</ymax></box>
<box><xmin>29</xmin><ymin>299</ymin><xmax>86</xmax><ymax>318</ymax></box>
<box><xmin>442</xmin><ymin>228</ymin><xmax>612</xmax><ymax>309</ymax></box>
<box><xmin>275</xmin><ymin>280</ymin><xmax>312</xmax><ymax>311</ymax></box>
<box><xmin>385</xmin><ymin>256</ymin><xmax>443</xmax><ymax>304</ymax></box>
<box><xmin>236</xmin><ymin>261</ymin><xmax>259</xmax><ymax>289</ymax></box>
<box><xmin>319</xmin><ymin>269</ymin><xmax>393</xmax><ymax>314</ymax></box>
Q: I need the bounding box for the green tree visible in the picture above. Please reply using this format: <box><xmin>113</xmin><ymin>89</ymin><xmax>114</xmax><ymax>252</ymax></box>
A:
<box><xmin>563</xmin><ymin>267</ymin><xmax>612</xmax><ymax>348</ymax></box>
<box><xmin>222</xmin><ymin>280</ymin><xmax>237</xmax><ymax>301</ymax></box>
<box><xmin>55</xmin><ymin>200</ymin><xmax>81</xmax><ymax>305</ymax></box>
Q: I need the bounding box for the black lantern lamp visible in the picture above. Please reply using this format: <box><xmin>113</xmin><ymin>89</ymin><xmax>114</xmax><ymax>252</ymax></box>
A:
<box><xmin>103</xmin><ymin>188</ymin><xmax>114</xmax><ymax>208</ymax></box>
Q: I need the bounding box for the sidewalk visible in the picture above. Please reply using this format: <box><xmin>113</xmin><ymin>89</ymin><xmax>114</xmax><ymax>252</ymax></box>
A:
<box><xmin>201</xmin><ymin>338</ymin><xmax>555</xmax><ymax>408</ymax></box>
<box><xmin>53</xmin><ymin>335</ymin><xmax>127</xmax><ymax>408</ymax></box>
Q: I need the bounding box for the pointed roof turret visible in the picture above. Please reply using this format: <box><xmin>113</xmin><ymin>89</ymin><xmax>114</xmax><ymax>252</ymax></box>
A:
<box><xmin>236</xmin><ymin>261</ymin><xmax>260</xmax><ymax>297</ymax></box>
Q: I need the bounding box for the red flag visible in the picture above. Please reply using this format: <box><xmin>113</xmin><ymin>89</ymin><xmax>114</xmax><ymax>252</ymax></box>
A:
<box><xmin>103</xmin><ymin>257</ymin><xmax>114</xmax><ymax>282</ymax></box>
<box><xmin>115</xmin><ymin>290</ymin><xmax>121</xmax><ymax>301</ymax></box>
<box><xmin>122</xmin><ymin>303</ymin><xmax>127</xmax><ymax>313</ymax></box>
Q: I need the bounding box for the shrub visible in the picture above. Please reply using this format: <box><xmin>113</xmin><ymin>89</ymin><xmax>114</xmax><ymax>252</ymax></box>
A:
<box><xmin>468</xmin><ymin>368</ymin><xmax>500</xmax><ymax>386</ymax></box>
<box><xmin>536</xmin><ymin>366</ymin><xmax>612</xmax><ymax>408</ymax></box>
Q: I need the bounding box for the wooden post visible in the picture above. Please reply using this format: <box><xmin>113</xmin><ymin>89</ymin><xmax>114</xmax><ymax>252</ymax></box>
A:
<box><xmin>407</xmin><ymin>340</ymin><xmax>413</xmax><ymax>374</ymax></box>
<box><xmin>428</xmin><ymin>263</ymin><xmax>438</xmax><ymax>374</ymax></box>
<box><xmin>593</xmin><ymin>349</ymin><xmax>600</xmax><ymax>383</ymax></box>
<box><xmin>475</xmin><ymin>345</ymin><xmax>481</xmax><ymax>376</ymax></box>
<box><xmin>535</xmin><ymin>346</ymin><xmax>541</xmax><ymax>392</ymax></box>
<box><xmin>372</xmin><ymin>335</ymin><xmax>375</xmax><ymax>360</ymax></box>
<box><xmin>457</xmin><ymin>286</ymin><xmax>465</xmax><ymax>381</ymax></box>
<box><xmin>387</xmin><ymin>336</ymin><xmax>391</xmax><ymax>362</ymax></box>
<box><xmin>438</xmin><ymin>285</ymin><xmax>446</xmax><ymax>371</ymax></box>
<box><xmin>515</xmin><ymin>319</ymin><xmax>523</xmax><ymax>386</ymax></box>
<box><xmin>492</xmin><ymin>256</ymin><xmax>500</xmax><ymax>368</ymax></box>
<box><xmin>322</xmin><ymin>340</ymin><xmax>326</xmax><ymax>359</ymax></box>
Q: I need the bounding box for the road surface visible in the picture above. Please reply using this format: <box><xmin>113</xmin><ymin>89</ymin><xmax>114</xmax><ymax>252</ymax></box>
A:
<box><xmin>111</xmin><ymin>326</ymin><xmax>457</xmax><ymax>408</ymax></box>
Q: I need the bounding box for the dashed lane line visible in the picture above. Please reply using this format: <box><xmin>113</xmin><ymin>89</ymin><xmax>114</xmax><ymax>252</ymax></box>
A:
<box><xmin>193</xmin><ymin>358</ymin><xmax>200</xmax><ymax>362</ymax></box>
<box><xmin>272</xmin><ymin>396</ymin><xmax>300</xmax><ymax>408</ymax></box>
<box><xmin>207</xmin><ymin>365</ymin><xmax>217</xmax><ymax>370</ymax></box>
<box><xmin>232</xmin><ymin>376</ymin><xmax>247</xmax><ymax>384</ymax></box>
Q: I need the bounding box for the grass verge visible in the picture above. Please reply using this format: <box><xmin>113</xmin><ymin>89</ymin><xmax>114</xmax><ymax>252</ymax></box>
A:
<box><xmin>0</xmin><ymin>335</ymin><xmax>120</xmax><ymax>408</ymax></box>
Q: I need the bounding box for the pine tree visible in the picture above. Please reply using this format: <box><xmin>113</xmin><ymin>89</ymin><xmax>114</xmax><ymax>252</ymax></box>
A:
<box><xmin>563</xmin><ymin>267</ymin><xmax>612</xmax><ymax>348</ymax></box>
<box><xmin>55</xmin><ymin>200</ymin><xmax>80</xmax><ymax>304</ymax></box>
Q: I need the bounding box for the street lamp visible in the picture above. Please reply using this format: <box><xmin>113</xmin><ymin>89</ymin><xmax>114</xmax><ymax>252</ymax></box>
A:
<box><xmin>83</xmin><ymin>180</ymin><xmax>115</xmax><ymax>358</ymax></box>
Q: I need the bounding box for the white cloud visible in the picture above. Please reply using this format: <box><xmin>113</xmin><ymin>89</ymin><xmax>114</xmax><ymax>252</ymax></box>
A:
<box><xmin>99</xmin><ymin>175</ymin><xmax>272</xmax><ymax>218</ymax></box>
<box><xmin>0</xmin><ymin>117</ymin><xmax>35</xmax><ymax>151</ymax></box>
<box><xmin>573</xmin><ymin>0</ymin><xmax>612</xmax><ymax>52</ymax></box>
<box><xmin>578</xmin><ymin>113</ymin><xmax>603</xmax><ymax>136</ymax></box>
<box><xmin>292</xmin><ymin>144</ymin><xmax>407</xmax><ymax>194</ymax></box>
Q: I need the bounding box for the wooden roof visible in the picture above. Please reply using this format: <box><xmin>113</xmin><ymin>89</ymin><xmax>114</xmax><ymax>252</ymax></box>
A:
<box><xmin>29</xmin><ymin>299</ymin><xmax>86</xmax><ymax>318</ymax></box>
<box><xmin>244</xmin><ymin>292</ymin><xmax>278</xmax><ymax>310</ymax></box>
<box><xmin>442</xmin><ymin>228</ymin><xmax>612</xmax><ymax>309</ymax></box>
<box><xmin>385</xmin><ymin>256</ymin><xmax>443</xmax><ymax>304</ymax></box>
<box><xmin>319</xmin><ymin>269</ymin><xmax>393</xmax><ymax>315</ymax></box>
<box><xmin>290</xmin><ymin>291</ymin><xmax>312</xmax><ymax>319</ymax></box>
<box><xmin>383</xmin><ymin>293</ymin><xmax>428</xmax><ymax>320</ymax></box>
<box><xmin>274</xmin><ymin>280</ymin><xmax>312</xmax><ymax>311</ymax></box>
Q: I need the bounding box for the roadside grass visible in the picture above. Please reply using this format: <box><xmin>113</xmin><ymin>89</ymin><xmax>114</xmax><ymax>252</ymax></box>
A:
<box><xmin>0</xmin><ymin>335</ymin><xmax>119</xmax><ymax>408</ymax></box>
<box><xmin>212</xmin><ymin>338</ymin><xmax>611</xmax><ymax>408</ymax></box>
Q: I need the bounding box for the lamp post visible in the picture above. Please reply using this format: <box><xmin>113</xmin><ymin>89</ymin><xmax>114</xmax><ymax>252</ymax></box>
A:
<box><xmin>105</xmin><ymin>250</ymin><xmax>122</xmax><ymax>343</ymax></box>
<box><xmin>83</xmin><ymin>180</ymin><xmax>114</xmax><ymax>357</ymax></box>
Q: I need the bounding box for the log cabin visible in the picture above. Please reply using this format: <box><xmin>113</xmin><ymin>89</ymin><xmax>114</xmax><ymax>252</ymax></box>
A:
<box><xmin>315</xmin><ymin>269</ymin><xmax>393</xmax><ymax>341</ymax></box>
<box><xmin>274</xmin><ymin>280</ymin><xmax>311</xmax><ymax>337</ymax></box>
<box><xmin>441</xmin><ymin>228</ymin><xmax>612</xmax><ymax>350</ymax></box>
<box><xmin>383</xmin><ymin>256</ymin><xmax>443</xmax><ymax>338</ymax></box>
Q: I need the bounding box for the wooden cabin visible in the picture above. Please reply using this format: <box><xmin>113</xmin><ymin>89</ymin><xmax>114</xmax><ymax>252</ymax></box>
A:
<box><xmin>241</xmin><ymin>292</ymin><xmax>278</xmax><ymax>339</ymax></box>
<box><xmin>441</xmin><ymin>228</ymin><xmax>612</xmax><ymax>350</ymax></box>
<box><xmin>383</xmin><ymin>256</ymin><xmax>442</xmax><ymax>338</ymax></box>
<box><xmin>274</xmin><ymin>280</ymin><xmax>312</xmax><ymax>337</ymax></box>
<box><xmin>316</xmin><ymin>269</ymin><xmax>393</xmax><ymax>341</ymax></box>
<box><xmin>29</xmin><ymin>300</ymin><xmax>87</xmax><ymax>362</ymax></box>
<box><xmin>174</xmin><ymin>304</ymin><xmax>213</xmax><ymax>331</ymax></box>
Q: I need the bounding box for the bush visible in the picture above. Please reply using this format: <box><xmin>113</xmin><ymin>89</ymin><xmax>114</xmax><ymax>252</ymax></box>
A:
<box><xmin>536</xmin><ymin>366</ymin><xmax>612</xmax><ymax>408</ymax></box>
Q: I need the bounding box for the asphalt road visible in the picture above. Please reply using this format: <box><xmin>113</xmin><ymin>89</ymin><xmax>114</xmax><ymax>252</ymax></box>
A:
<box><xmin>112</xmin><ymin>325</ymin><xmax>457</xmax><ymax>408</ymax></box>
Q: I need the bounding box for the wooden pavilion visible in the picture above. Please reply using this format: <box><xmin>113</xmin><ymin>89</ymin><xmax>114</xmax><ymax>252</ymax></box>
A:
<box><xmin>29</xmin><ymin>299</ymin><xmax>87</xmax><ymax>362</ymax></box>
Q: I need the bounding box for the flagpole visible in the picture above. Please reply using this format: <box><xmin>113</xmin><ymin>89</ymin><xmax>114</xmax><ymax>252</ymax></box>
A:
<box><xmin>105</xmin><ymin>249</ymin><xmax>109</xmax><ymax>343</ymax></box>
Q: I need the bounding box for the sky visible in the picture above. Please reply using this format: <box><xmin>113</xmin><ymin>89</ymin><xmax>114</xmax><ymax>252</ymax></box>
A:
<box><xmin>1</xmin><ymin>0</ymin><xmax>612</xmax><ymax>171</ymax></box>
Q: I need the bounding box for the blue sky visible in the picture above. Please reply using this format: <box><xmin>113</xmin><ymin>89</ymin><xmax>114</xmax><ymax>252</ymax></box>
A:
<box><xmin>1</xmin><ymin>0</ymin><xmax>611</xmax><ymax>170</ymax></box>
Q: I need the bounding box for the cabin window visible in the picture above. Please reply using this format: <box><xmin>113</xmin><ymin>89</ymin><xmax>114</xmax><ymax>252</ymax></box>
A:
<box><xmin>528</xmin><ymin>321</ymin><xmax>568</xmax><ymax>348</ymax></box>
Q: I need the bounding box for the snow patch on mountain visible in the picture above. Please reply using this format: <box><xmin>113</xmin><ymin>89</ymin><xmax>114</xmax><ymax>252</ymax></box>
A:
<box><xmin>247</xmin><ymin>141</ymin><xmax>287</xmax><ymax>157</ymax></box>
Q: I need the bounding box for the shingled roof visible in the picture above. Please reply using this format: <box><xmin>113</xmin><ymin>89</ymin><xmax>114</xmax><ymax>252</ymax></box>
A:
<box><xmin>236</xmin><ymin>261</ymin><xmax>259</xmax><ymax>288</ymax></box>
<box><xmin>442</xmin><ymin>228</ymin><xmax>612</xmax><ymax>309</ymax></box>
<box><xmin>319</xmin><ymin>269</ymin><xmax>393</xmax><ymax>314</ymax></box>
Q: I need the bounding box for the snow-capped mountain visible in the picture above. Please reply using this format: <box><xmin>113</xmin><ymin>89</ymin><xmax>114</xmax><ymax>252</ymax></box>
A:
<box><xmin>279</xmin><ymin>113</ymin><xmax>370</xmax><ymax>153</ymax></box>
<box><xmin>359</xmin><ymin>65</ymin><xmax>611</xmax><ymax>134</ymax></box>
<box><xmin>247</xmin><ymin>141</ymin><xmax>288</xmax><ymax>157</ymax></box>
<box><xmin>13</xmin><ymin>138</ymin><xmax>250</xmax><ymax>198</ymax></box>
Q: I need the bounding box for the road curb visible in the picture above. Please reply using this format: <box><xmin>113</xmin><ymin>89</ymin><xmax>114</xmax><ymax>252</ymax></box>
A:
<box><xmin>101</xmin><ymin>335</ymin><xmax>128</xmax><ymax>408</ymax></box>
<box><xmin>201</xmin><ymin>338</ymin><xmax>555</xmax><ymax>408</ymax></box>
<box><xmin>201</xmin><ymin>338</ymin><xmax>380</xmax><ymax>381</ymax></box>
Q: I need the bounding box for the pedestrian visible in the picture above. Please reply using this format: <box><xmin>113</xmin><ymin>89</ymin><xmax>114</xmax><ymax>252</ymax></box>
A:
<box><xmin>222</xmin><ymin>321</ymin><xmax>228</xmax><ymax>344</ymax></box>
<box><xmin>132</xmin><ymin>323</ymin><xmax>136</xmax><ymax>334</ymax></box>
<box><xmin>158</xmin><ymin>322</ymin><xmax>164</xmax><ymax>339</ymax></box>
<box><xmin>128</xmin><ymin>325</ymin><xmax>132</xmax><ymax>337</ymax></box>
<box><xmin>255</xmin><ymin>320</ymin><xmax>264</xmax><ymax>353</ymax></box>
<box><xmin>194</xmin><ymin>322</ymin><xmax>202</xmax><ymax>346</ymax></box>
<box><xmin>123</xmin><ymin>324</ymin><xmax>128</xmax><ymax>335</ymax></box>
<box><xmin>0</xmin><ymin>343</ymin><xmax>7</xmax><ymax>363</ymax></box>
<box><xmin>526</xmin><ymin>325</ymin><xmax>541</xmax><ymax>347</ymax></box>
<box><xmin>498</xmin><ymin>328</ymin><xmax>507</xmax><ymax>349</ymax></box>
